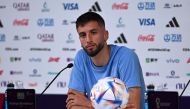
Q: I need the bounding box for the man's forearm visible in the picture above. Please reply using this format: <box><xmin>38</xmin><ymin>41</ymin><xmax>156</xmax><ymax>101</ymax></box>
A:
<box><xmin>67</xmin><ymin>89</ymin><xmax>94</xmax><ymax>109</ymax></box>
<box><xmin>127</xmin><ymin>87</ymin><xmax>141</xmax><ymax>109</ymax></box>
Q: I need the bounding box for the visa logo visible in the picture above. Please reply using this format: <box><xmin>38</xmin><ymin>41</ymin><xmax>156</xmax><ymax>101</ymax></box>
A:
<box><xmin>63</xmin><ymin>3</ymin><xmax>79</xmax><ymax>10</ymax></box>
<box><xmin>139</xmin><ymin>18</ymin><xmax>155</xmax><ymax>26</ymax></box>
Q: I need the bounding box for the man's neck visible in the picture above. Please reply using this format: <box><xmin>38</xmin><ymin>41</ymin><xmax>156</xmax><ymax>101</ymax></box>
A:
<box><xmin>91</xmin><ymin>44</ymin><xmax>110</xmax><ymax>67</ymax></box>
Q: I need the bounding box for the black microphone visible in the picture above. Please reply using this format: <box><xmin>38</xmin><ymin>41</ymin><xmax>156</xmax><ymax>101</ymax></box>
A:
<box><xmin>40</xmin><ymin>63</ymin><xmax>73</xmax><ymax>95</ymax></box>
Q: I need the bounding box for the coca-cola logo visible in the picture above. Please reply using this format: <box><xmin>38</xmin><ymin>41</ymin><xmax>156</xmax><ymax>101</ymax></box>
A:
<box><xmin>13</xmin><ymin>19</ymin><xmax>29</xmax><ymax>26</ymax></box>
<box><xmin>28</xmin><ymin>82</ymin><xmax>38</xmax><ymax>87</ymax></box>
<box><xmin>187</xmin><ymin>58</ymin><xmax>190</xmax><ymax>63</ymax></box>
<box><xmin>138</xmin><ymin>34</ymin><xmax>155</xmax><ymax>42</ymax></box>
<box><xmin>0</xmin><ymin>69</ymin><xmax>3</xmax><ymax>75</ymax></box>
<box><xmin>112</xmin><ymin>3</ymin><xmax>129</xmax><ymax>10</ymax></box>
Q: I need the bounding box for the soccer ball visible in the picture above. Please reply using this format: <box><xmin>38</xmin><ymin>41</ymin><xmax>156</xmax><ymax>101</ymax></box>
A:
<box><xmin>90</xmin><ymin>77</ymin><xmax>129</xmax><ymax>109</ymax></box>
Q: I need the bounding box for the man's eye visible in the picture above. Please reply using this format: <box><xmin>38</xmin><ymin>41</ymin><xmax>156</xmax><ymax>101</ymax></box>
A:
<box><xmin>79</xmin><ymin>34</ymin><xmax>86</xmax><ymax>38</ymax></box>
<box><xmin>91</xmin><ymin>31</ymin><xmax>97</xmax><ymax>35</ymax></box>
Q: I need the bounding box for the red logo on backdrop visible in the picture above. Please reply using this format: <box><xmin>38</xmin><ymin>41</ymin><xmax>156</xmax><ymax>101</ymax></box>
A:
<box><xmin>28</xmin><ymin>82</ymin><xmax>38</xmax><ymax>87</ymax></box>
<box><xmin>0</xmin><ymin>69</ymin><xmax>3</xmax><ymax>75</ymax></box>
<box><xmin>48</xmin><ymin>57</ymin><xmax>60</xmax><ymax>62</ymax></box>
<box><xmin>138</xmin><ymin>34</ymin><xmax>155</xmax><ymax>42</ymax></box>
<box><xmin>13</xmin><ymin>19</ymin><xmax>29</xmax><ymax>26</ymax></box>
<box><xmin>187</xmin><ymin>58</ymin><xmax>190</xmax><ymax>63</ymax></box>
<box><xmin>112</xmin><ymin>3</ymin><xmax>129</xmax><ymax>10</ymax></box>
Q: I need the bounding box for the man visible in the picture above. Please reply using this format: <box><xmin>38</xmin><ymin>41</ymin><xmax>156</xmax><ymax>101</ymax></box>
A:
<box><xmin>66</xmin><ymin>12</ymin><xmax>145</xmax><ymax>109</ymax></box>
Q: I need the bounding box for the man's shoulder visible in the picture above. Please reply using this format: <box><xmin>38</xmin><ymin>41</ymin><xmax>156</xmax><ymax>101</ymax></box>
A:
<box><xmin>74</xmin><ymin>49</ymin><xmax>89</xmax><ymax>64</ymax></box>
<box><xmin>76</xmin><ymin>49</ymin><xmax>87</xmax><ymax>56</ymax></box>
<box><xmin>110</xmin><ymin>44</ymin><xmax>134</xmax><ymax>54</ymax></box>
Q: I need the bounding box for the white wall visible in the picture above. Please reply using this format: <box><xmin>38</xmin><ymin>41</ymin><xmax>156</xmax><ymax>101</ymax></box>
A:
<box><xmin>0</xmin><ymin>0</ymin><xmax>189</xmax><ymax>95</ymax></box>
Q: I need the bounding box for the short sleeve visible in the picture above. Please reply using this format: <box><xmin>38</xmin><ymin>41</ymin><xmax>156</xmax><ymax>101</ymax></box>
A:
<box><xmin>68</xmin><ymin>50</ymin><xmax>85</xmax><ymax>92</ymax></box>
<box><xmin>118</xmin><ymin>49</ymin><xmax>142</xmax><ymax>88</ymax></box>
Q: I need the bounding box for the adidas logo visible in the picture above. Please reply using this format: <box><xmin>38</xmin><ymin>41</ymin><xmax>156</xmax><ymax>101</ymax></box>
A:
<box><xmin>89</xmin><ymin>1</ymin><xmax>102</xmax><ymax>12</ymax></box>
<box><xmin>114</xmin><ymin>33</ymin><xmax>127</xmax><ymax>43</ymax></box>
<box><xmin>0</xmin><ymin>20</ymin><xmax>3</xmax><ymax>27</ymax></box>
<box><xmin>166</xmin><ymin>17</ymin><xmax>179</xmax><ymax>27</ymax></box>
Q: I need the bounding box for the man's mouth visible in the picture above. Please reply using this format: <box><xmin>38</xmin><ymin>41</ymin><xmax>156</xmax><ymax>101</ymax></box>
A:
<box><xmin>86</xmin><ymin>44</ymin><xmax>95</xmax><ymax>50</ymax></box>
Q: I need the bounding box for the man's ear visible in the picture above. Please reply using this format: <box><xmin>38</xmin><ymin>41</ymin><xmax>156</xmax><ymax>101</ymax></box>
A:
<box><xmin>104</xmin><ymin>30</ymin><xmax>109</xmax><ymax>41</ymax></box>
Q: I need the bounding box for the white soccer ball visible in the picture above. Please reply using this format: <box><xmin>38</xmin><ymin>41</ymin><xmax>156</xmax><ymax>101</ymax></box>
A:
<box><xmin>90</xmin><ymin>77</ymin><xmax>129</xmax><ymax>109</ymax></box>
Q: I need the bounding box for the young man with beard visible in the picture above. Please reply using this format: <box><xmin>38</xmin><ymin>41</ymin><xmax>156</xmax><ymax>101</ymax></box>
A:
<box><xmin>66</xmin><ymin>12</ymin><xmax>145</xmax><ymax>109</ymax></box>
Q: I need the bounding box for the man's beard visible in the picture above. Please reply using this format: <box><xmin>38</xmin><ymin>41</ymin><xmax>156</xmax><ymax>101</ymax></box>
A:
<box><xmin>83</xmin><ymin>42</ymin><xmax>104</xmax><ymax>57</ymax></box>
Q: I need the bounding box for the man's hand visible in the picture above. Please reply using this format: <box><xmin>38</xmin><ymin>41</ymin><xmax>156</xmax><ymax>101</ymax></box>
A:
<box><xmin>66</xmin><ymin>89</ymin><xmax>93</xmax><ymax>109</ymax></box>
<box><xmin>124</xmin><ymin>103</ymin><xmax>135</xmax><ymax>109</ymax></box>
<box><xmin>124</xmin><ymin>87</ymin><xmax>141</xmax><ymax>109</ymax></box>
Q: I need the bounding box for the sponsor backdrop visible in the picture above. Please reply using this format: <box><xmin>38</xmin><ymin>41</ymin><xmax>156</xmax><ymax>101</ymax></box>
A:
<box><xmin>0</xmin><ymin>0</ymin><xmax>190</xmax><ymax>95</ymax></box>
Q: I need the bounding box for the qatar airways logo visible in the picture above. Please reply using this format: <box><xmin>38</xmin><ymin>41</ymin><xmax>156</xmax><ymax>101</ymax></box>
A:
<box><xmin>138</xmin><ymin>34</ymin><xmax>155</xmax><ymax>42</ymax></box>
<box><xmin>13</xmin><ymin>2</ymin><xmax>30</xmax><ymax>11</ymax></box>
<box><xmin>13</xmin><ymin>19</ymin><xmax>29</xmax><ymax>26</ymax></box>
<box><xmin>37</xmin><ymin>33</ymin><xmax>54</xmax><ymax>42</ymax></box>
<box><xmin>112</xmin><ymin>3</ymin><xmax>129</xmax><ymax>10</ymax></box>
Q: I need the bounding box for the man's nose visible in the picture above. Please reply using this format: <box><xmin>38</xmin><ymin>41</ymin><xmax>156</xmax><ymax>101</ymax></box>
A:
<box><xmin>86</xmin><ymin>34</ymin><xmax>92</xmax><ymax>42</ymax></box>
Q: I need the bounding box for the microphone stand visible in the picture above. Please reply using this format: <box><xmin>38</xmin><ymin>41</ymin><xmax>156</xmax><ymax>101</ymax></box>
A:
<box><xmin>41</xmin><ymin>63</ymin><xmax>73</xmax><ymax>95</ymax></box>
<box><xmin>180</xmin><ymin>79</ymin><xmax>190</xmax><ymax>97</ymax></box>
<box><xmin>179</xmin><ymin>79</ymin><xmax>190</xmax><ymax>109</ymax></box>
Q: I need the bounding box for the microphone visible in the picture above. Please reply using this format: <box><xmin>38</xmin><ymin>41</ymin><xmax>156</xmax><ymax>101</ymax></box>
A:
<box><xmin>40</xmin><ymin>63</ymin><xmax>73</xmax><ymax>95</ymax></box>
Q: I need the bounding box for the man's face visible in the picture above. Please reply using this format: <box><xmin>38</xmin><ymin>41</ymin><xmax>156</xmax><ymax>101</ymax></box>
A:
<box><xmin>77</xmin><ymin>21</ymin><xmax>108</xmax><ymax>57</ymax></box>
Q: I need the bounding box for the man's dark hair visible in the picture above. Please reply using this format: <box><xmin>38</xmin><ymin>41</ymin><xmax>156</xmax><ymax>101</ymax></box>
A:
<box><xmin>76</xmin><ymin>12</ymin><xmax>105</xmax><ymax>29</ymax></box>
